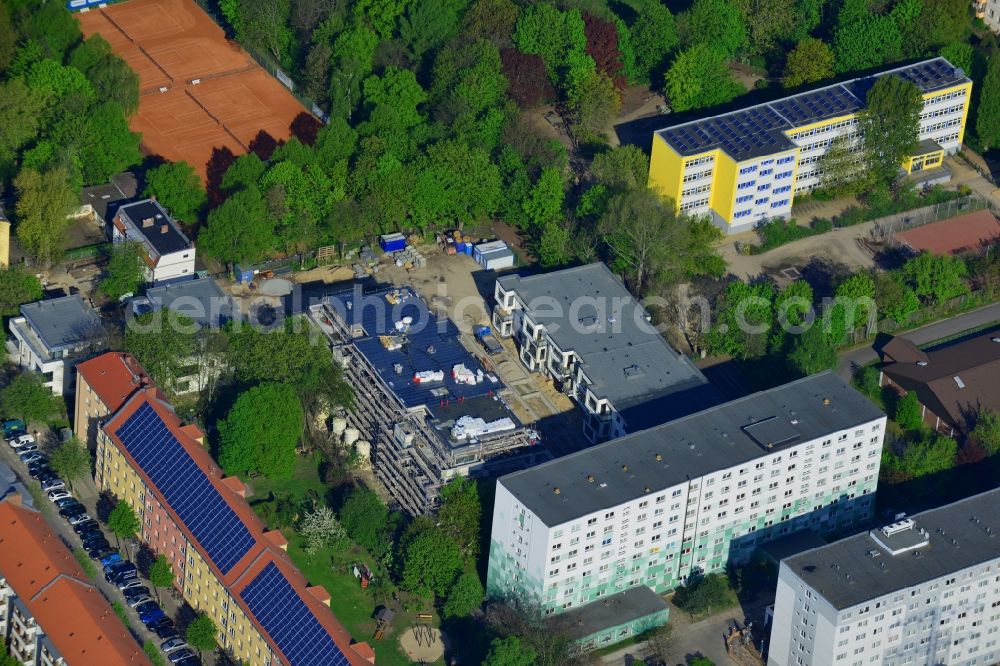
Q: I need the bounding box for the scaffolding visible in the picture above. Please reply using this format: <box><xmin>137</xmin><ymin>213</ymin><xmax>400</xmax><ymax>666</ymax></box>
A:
<box><xmin>310</xmin><ymin>296</ymin><xmax>547</xmax><ymax>515</ymax></box>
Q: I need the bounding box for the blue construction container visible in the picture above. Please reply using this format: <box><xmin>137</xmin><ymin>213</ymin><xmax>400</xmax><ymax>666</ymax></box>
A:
<box><xmin>379</xmin><ymin>233</ymin><xmax>407</xmax><ymax>253</ymax></box>
<box><xmin>464</xmin><ymin>243</ymin><xmax>474</xmax><ymax>255</ymax></box>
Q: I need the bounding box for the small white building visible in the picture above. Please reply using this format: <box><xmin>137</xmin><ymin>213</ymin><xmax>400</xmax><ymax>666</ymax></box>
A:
<box><xmin>768</xmin><ymin>488</ymin><xmax>1000</xmax><ymax>666</ymax></box>
<box><xmin>474</xmin><ymin>240</ymin><xmax>515</xmax><ymax>271</ymax></box>
<box><xmin>7</xmin><ymin>295</ymin><xmax>104</xmax><ymax>395</ymax></box>
<box><xmin>111</xmin><ymin>199</ymin><xmax>195</xmax><ymax>283</ymax></box>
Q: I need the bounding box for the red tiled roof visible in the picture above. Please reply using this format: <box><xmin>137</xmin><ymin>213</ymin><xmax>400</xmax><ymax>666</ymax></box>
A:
<box><xmin>895</xmin><ymin>209</ymin><xmax>1000</xmax><ymax>255</ymax></box>
<box><xmin>0</xmin><ymin>498</ymin><xmax>151</xmax><ymax>665</ymax></box>
<box><xmin>76</xmin><ymin>352</ymin><xmax>154</xmax><ymax>414</ymax></box>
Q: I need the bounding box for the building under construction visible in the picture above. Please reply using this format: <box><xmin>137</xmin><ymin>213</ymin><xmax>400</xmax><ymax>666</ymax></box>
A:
<box><xmin>309</xmin><ymin>286</ymin><xmax>546</xmax><ymax>515</ymax></box>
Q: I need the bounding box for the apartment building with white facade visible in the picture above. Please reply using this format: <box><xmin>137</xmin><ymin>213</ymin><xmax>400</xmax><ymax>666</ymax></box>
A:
<box><xmin>769</xmin><ymin>487</ymin><xmax>1000</xmax><ymax>666</ymax></box>
<box><xmin>7</xmin><ymin>295</ymin><xmax>104</xmax><ymax>395</ymax></box>
<box><xmin>111</xmin><ymin>199</ymin><xmax>195</xmax><ymax>283</ymax></box>
<box><xmin>493</xmin><ymin>263</ymin><xmax>719</xmax><ymax>443</ymax></box>
<box><xmin>649</xmin><ymin>58</ymin><xmax>972</xmax><ymax>234</ymax></box>
<box><xmin>487</xmin><ymin>372</ymin><xmax>886</xmax><ymax>650</ymax></box>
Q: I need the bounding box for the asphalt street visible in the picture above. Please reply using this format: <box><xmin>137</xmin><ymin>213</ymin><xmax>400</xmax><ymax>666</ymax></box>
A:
<box><xmin>837</xmin><ymin>301</ymin><xmax>1000</xmax><ymax>379</ymax></box>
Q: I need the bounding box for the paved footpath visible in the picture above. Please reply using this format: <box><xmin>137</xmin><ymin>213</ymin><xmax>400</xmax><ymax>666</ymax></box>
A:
<box><xmin>600</xmin><ymin>595</ymin><xmax>771</xmax><ymax>666</ymax></box>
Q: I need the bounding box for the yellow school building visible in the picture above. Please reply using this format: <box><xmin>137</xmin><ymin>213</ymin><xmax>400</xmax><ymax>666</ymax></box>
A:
<box><xmin>649</xmin><ymin>57</ymin><xmax>972</xmax><ymax>234</ymax></box>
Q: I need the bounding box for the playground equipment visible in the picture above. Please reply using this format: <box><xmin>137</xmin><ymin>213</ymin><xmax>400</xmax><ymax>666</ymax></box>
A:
<box><xmin>373</xmin><ymin>608</ymin><xmax>395</xmax><ymax>641</ymax></box>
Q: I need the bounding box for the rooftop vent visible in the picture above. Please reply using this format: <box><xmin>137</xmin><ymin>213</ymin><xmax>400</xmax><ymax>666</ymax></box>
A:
<box><xmin>917</xmin><ymin>361</ymin><xmax>928</xmax><ymax>366</ymax></box>
<box><xmin>587</xmin><ymin>475</ymin><xmax>595</xmax><ymax>483</ymax></box>
<box><xmin>881</xmin><ymin>518</ymin><xmax>916</xmax><ymax>537</ymax></box>
<box><xmin>553</xmin><ymin>487</ymin><xmax>560</xmax><ymax>495</ymax></box>
<box><xmin>623</xmin><ymin>364</ymin><xmax>644</xmax><ymax>379</ymax></box>
<box><xmin>867</xmin><ymin>549</ymin><xmax>881</xmax><ymax>559</ymax></box>
<box><xmin>655</xmin><ymin>453</ymin><xmax>663</xmax><ymax>461</ymax></box>
<box><xmin>954</xmin><ymin>376</ymin><xmax>966</xmax><ymax>389</ymax></box>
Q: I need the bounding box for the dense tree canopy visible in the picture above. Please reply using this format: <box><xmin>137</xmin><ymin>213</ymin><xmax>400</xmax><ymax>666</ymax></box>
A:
<box><xmin>0</xmin><ymin>267</ymin><xmax>42</xmax><ymax>317</ymax></box>
<box><xmin>144</xmin><ymin>161</ymin><xmax>207</xmax><ymax>223</ymax></box>
<box><xmin>0</xmin><ymin>372</ymin><xmax>62</xmax><ymax>424</ymax></box>
<box><xmin>858</xmin><ymin>75</ymin><xmax>922</xmax><ymax>185</ymax></box>
<box><xmin>665</xmin><ymin>44</ymin><xmax>744</xmax><ymax>113</ymax></box>
<box><xmin>783</xmin><ymin>38</ymin><xmax>834</xmax><ymax>88</ymax></box>
<box><xmin>218</xmin><ymin>383</ymin><xmax>304</xmax><ymax>479</ymax></box>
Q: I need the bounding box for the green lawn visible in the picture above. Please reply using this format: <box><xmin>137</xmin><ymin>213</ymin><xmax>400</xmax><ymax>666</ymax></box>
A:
<box><xmin>244</xmin><ymin>457</ymin><xmax>440</xmax><ymax>666</ymax></box>
<box><xmin>243</xmin><ymin>454</ymin><xmax>329</xmax><ymax>503</ymax></box>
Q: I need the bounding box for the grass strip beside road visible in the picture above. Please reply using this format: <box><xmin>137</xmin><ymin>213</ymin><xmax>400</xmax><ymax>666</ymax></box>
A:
<box><xmin>72</xmin><ymin>547</ymin><xmax>98</xmax><ymax>578</ymax></box>
<box><xmin>112</xmin><ymin>600</ymin><xmax>132</xmax><ymax>629</ymax></box>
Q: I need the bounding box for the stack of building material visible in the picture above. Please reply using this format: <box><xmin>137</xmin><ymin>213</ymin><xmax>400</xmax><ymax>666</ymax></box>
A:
<box><xmin>451</xmin><ymin>415</ymin><xmax>517</xmax><ymax>441</ymax></box>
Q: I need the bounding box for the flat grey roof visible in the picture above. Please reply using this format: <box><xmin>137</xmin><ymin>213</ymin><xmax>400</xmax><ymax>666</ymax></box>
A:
<box><xmin>81</xmin><ymin>172</ymin><xmax>137</xmax><ymax>221</ymax></box>
<box><xmin>20</xmin><ymin>295</ymin><xmax>102</xmax><ymax>352</ymax></box>
<box><xmin>497</xmin><ymin>263</ymin><xmax>711</xmax><ymax>414</ymax></box>
<box><xmin>559</xmin><ymin>586</ymin><xmax>668</xmax><ymax>640</ymax></box>
<box><xmin>783</xmin><ymin>488</ymin><xmax>1000</xmax><ymax>610</ymax></box>
<box><xmin>136</xmin><ymin>277</ymin><xmax>237</xmax><ymax>327</ymax></box>
<box><xmin>499</xmin><ymin>372</ymin><xmax>884</xmax><ymax>526</ymax></box>
<box><xmin>116</xmin><ymin>199</ymin><xmax>192</xmax><ymax>256</ymax></box>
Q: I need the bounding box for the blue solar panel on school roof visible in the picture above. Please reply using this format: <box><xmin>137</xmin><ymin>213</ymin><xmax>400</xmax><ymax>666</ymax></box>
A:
<box><xmin>240</xmin><ymin>562</ymin><xmax>350</xmax><ymax>666</ymax></box>
<box><xmin>329</xmin><ymin>288</ymin><xmax>494</xmax><ymax>409</ymax></box>
<box><xmin>115</xmin><ymin>402</ymin><xmax>255</xmax><ymax>574</ymax></box>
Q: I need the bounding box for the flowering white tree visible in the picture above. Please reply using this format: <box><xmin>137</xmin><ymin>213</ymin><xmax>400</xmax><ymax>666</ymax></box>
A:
<box><xmin>299</xmin><ymin>504</ymin><xmax>348</xmax><ymax>556</ymax></box>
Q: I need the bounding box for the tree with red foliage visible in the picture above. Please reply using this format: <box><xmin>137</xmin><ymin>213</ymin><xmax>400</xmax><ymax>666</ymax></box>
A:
<box><xmin>583</xmin><ymin>13</ymin><xmax>624</xmax><ymax>92</ymax></box>
<box><xmin>205</xmin><ymin>146</ymin><xmax>237</xmax><ymax>208</ymax></box>
<box><xmin>956</xmin><ymin>439</ymin><xmax>988</xmax><ymax>466</ymax></box>
<box><xmin>500</xmin><ymin>49</ymin><xmax>555</xmax><ymax>109</ymax></box>
<box><xmin>248</xmin><ymin>130</ymin><xmax>280</xmax><ymax>161</ymax></box>
<box><xmin>290</xmin><ymin>112</ymin><xmax>323</xmax><ymax>145</ymax></box>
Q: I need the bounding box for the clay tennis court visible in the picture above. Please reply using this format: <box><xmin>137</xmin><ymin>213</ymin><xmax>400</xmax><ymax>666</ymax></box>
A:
<box><xmin>78</xmin><ymin>0</ymin><xmax>309</xmax><ymax>181</ymax></box>
<box><xmin>896</xmin><ymin>209</ymin><xmax>1000</xmax><ymax>256</ymax></box>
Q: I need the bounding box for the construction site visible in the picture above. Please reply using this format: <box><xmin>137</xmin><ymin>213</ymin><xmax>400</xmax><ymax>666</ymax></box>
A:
<box><xmin>308</xmin><ymin>285</ymin><xmax>548</xmax><ymax>515</ymax></box>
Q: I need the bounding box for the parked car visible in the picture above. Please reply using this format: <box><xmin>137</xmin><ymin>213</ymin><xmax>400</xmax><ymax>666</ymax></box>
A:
<box><xmin>81</xmin><ymin>535</ymin><xmax>108</xmax><ymax>551</ymax></box>
<box><xmin>79</xmin><ymin>529</ymin><xmax>105</xmax><ymax>545</ymax></box>
<box><xmin>175</xmin><ymin>658</ymin><xmax>200</xmax><ymax>666</ymax></box>
<box><xmin>90</xmin><ymin>547</ymin><xmax>118</xmax><ymax>561</ymax></box>
<box><xmin>160</xmin><ymin>638</ymin><xmax>188</xmax><ymax>653</ymax></box>
<box><xmin>105</xmin><ymin>561</ymin><xmax>133</xmax><ymax>576</ymax></box>
<box><xmin>41</xmin><ymin>478</ymin><xmax>65</xmax><ymax>492</ymax></box>
<box><xmin>127</xmin><ymin>595</ymin><xmax>154</xmax><ymax>609</ymax></box>
<box><xmin>47</xmin><ymin>489</ymin><xmax>72</xmax><ymax>502</ymax></box>
<box><xmin>102</xmin><ymin>552</ymin><xmax>125</xmax><ymax>568</ymax></box>
<box><xmin>135</xmin><ymin>601</ymin><xmax>160</xmax><ymax>615</ymax></box>
<box><xmin>139</xmin><ymin>608</ymin><xmax>166</xmax><ymax>624</ymax></box>
<box><xmin>2</xmin><ymin>419</ymin><xmax>26</xmax><ymax>437</ymax></box>
<box><xmin>167</xmin><ymin>649</ymin><xmax>196</xmax><ymax>664</ymax></box>
<box><xmin>58</xmin><ymin>503</ymin><xmax>86</xmax><ymax>519</ymax></box>
<box><xmin>72</xmin><ymin>519</ymin><xmax>99</xmax><ymax>534</ymax></box>
<box><xmin>27</xmin><ymin>462</ymin><xmax>50</xmax><ymax>478</ymax></box>
<box><xmin>34</xmin><ymin>469</ymin><xmax>56</xmax><ymax>483</ymax></box>
<box><xmin>122</xmin><ymin>585</ymin><xmax>150</xmax><ymax>599</ymax></box>
<box><xmin>5</xmin><ymin>429</ymin><xmax>27</xmax><ymax>442</ymax></box>
<box><xmin>11</xmin><ymin>433</ymin><xmax>35</xmax><ymax>448</ymax></box>
<box><xmin>67</xmin><ymin>513</ymin><xmax>92</xmax><ymax>526</ymax></box>
<box><xmin>115</xmin><ymin>572</ymin><xmax>142</xmax><ymax>589</ymax></box>
<box><xmin>16</xmin><ymin>443</ymin><xmax>38</xmax><ymax>455</ymax></box>
<box><xmin>53</xmin><ymin>497</ymin><xmax>78</xmax><ymax>509</ymax></box>
<box><xmin>153</xmin><ymin>623</ymin><xmax>179</xmax><ymax>640</ymax></box>
<box><xmin>19</xmin><ymin>452</ymin><xmax>43</xmax><ymax>465</ymax></box>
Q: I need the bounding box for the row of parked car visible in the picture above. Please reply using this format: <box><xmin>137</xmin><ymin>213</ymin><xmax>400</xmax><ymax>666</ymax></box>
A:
<box><xmin>4</xmin><ymin>420</ymin><xmax>199</xmax><ymax>665</ymax></box>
